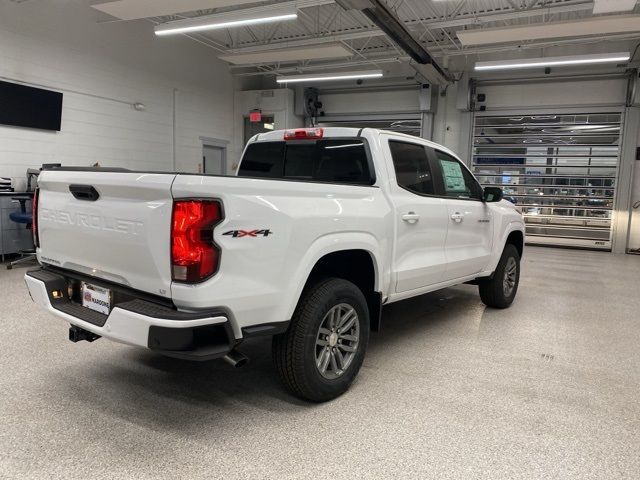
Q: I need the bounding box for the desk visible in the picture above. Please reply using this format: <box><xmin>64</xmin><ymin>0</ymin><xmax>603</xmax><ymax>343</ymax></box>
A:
<box><xmin>0</xmin><ymin>193</ymin><xmax>34</xmax><ymax>262</ymax></box>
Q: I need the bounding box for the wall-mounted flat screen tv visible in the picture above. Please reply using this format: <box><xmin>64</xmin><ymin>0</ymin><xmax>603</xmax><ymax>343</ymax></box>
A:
<box><xmin>0</xmin><ymin>80</ymin><xmax>63</xmax><ymax>131</ymax></box>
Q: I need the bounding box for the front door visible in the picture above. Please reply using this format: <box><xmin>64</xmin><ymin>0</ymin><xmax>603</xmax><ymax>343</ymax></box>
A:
<box><xmin>385</xmin><ymin>138</ymin><xmax>450</xmax><ymax>293</ymax></box>
<box><xmin>431</xmin><ymin>149</ymin><xmax>494</xmax><ymax>280</ymax></box>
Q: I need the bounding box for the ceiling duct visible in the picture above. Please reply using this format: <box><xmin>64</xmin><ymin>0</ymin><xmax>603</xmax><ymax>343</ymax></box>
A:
<box><xmin>409</xmin><ymin>61</ymin><xmax>452</xmax><ymax>87</ymax></box>
<box><xmin>335</xmin><ymin>0</ymin><xmax>452</xmax><ymax>85</ymax></box>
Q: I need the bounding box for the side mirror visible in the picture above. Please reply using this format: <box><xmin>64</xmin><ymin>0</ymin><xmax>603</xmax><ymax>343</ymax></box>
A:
<box><xmin>483</xmin><ymin>186</ymin><xmax>503</xmax><ymax>203</ymax></box>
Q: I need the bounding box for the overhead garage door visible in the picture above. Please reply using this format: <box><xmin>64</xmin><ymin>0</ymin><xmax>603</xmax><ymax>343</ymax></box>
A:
<box><xmin>472</xmin><ymin>113</ymin><xmax>621</xmax><ymax>250</ymax></box>
<box><xmin>318</xmin><ymin>118</ymin><xmax>422</xmax><ymax>136</ymax></box>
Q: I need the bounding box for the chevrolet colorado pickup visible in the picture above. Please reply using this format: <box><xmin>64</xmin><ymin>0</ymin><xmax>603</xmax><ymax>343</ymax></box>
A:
<box><xmin>25</xmin><ymin>127</ymin><xmax>524</xmax><ymax>402</ymax></box>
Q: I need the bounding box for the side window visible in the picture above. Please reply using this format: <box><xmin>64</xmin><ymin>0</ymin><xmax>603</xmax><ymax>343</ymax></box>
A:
<box><xmin>389</xmin><ymin>140</ymin><xmax>435</xmax><ymax>196</ymax></box>
<box><xmin>435</xmin><ymin>150</ymin><xmax>482</xmax><ymax>200</ymax></box>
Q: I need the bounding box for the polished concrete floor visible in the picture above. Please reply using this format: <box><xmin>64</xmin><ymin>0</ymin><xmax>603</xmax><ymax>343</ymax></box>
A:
<box><xmin>0</xmin><ymin>247</ymin><xmax>639</xmax><ymax>479</ymax></box>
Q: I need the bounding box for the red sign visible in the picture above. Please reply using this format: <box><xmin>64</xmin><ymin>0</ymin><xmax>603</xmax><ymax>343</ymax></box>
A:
<box><xmin>249</xmin><ymin>110</ymin><xmax>262</xmax><ymax>122</ymax></box>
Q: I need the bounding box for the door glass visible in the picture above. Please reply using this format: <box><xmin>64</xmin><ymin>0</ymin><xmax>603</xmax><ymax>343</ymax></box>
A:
<box><xmin>243</xmin><ymin>115</ymin><xmax>275</xmax><ymax>145</ymax></box>
<box><xmin>435</xmin><ymin>151</ymin><xmax>481</xmax><ymax>200</ymax></box>
<box><xmin>389</xmin><ymin>141</ymin><xmax>434</xmax><ymax>195</ymax></box>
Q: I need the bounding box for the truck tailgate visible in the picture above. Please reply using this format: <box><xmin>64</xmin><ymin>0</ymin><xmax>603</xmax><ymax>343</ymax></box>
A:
<box><xmin>37</xmin><ymin>170</ymin><xmax>176</xmax><ymax>298</ymax></box>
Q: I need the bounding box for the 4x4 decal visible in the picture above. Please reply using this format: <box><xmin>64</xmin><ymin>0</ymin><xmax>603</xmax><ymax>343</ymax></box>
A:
<box><xmin>223</xmin><ymin>229</ymin><xmax>273</xmax><ymax>238</ymax></box>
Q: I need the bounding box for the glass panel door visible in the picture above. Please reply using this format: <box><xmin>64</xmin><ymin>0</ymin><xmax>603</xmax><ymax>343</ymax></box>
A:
<box><xmin>472</xmin><ymin>113</ymin><xmax>622</xmax><ymax>249</ymax></box>
<box><xmin>244</xmin><ymin>115</ymin><xmax>275</xmax><ymax>146</ymax></box>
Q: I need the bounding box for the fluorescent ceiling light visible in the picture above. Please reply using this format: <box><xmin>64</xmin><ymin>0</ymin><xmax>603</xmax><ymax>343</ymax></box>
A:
<box><xmin>276</xmin><ymin>70</ymin><xmax>383</xmax><ymax>83</ymax></box>
<box><xmin>155</xmin><ymin>7</ymin><xmax>297</xmax><ymax>36</ymax></box>
<box><xmin>458</xmin><ymin>14</ymin><xmax>640</xmax><ymax>46</ymax></box>
<box><xmin>220</xmin><ymin>44</ymin><xmax>351</xmax><ymax>65</ymax></box>
<box><xmin>475</xmin><ymin>52</ymin><xmax>630</xmax><ymax>71</ymax></box>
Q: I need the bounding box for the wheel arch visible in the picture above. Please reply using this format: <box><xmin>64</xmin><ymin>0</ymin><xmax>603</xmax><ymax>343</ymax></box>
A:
<box><xmin>287</xmin><ymin>236</ymin><xmax>385</xmax><ymax>332</ymax></box>
<box><xmin>505</xmin><ymin>229</ymin><xmax>524</xmax><ymax>259</ymax></box>
<box><xmin>483</xmin><ymin>222</ymin><xmax>525</xmax><ymax>277</ymax></box>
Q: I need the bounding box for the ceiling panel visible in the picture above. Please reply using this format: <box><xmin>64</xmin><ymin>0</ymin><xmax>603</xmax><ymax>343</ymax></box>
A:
<box><xmin>457</xmin><ymin>14</ymin><xmax>640</xmax><ymax>46</ymax></box>
<box><xmin>593</xmin><ymin>0</ymin><xmax>637</xmax><ymax>14</ymax></box>
<box><xmin>92</xmin><ymin>0</ymin><xmax>257</xmax><ymax>21</ymax></box>
<box><xmin>219</xmin><ymin>44</ymin><xmax>352</xmax><ymax>65</ymax></box>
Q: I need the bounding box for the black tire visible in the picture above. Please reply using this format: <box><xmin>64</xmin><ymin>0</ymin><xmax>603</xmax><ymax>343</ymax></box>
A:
<box><xmin>272</xmin><ymin>278</ymin><xmax>370</xmax><ymax>402</ymax></box>
<box><xmin>479</xmin><ymin>244</ymin><xmax>520</xmax><ymax>309</ymax></box>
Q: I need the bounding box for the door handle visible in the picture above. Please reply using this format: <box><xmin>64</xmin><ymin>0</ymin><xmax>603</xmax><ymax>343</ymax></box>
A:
<box><xmin>69</xmin><ymin>184</ymin><xmax>100</xmax><ymax>201</ymax></box>
<box><xmin>402</xmin><ymin>212</ymin><xmax>420</xmax><ymax>224</ymax></box>
<box><xmin>450</xmin><ymin>212</ymin><xmax>464</xmax><ymax>223</ymax></box>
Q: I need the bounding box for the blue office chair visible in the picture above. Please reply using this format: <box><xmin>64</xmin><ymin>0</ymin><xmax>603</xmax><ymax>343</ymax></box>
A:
<box><xmin>7</xmin><ymin>195</ymin><xmax>36</xmax><ymax>270</ymax></box>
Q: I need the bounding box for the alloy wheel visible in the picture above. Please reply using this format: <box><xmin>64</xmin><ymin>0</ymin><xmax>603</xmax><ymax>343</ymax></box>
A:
<box><xmin>503</xmin><ymin>257</ymin><xmax>518</xmax><ymax>297</ymax></box>
<box><xmin>315</xmin><ymin>303</ymin><xmax>360</xmax><ymax>380</ymax></box>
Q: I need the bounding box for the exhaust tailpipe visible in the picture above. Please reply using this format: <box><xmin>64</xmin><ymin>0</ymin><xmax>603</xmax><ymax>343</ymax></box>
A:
<box><xmin>223</xmin><ymin>349</ymin><xmax>249</xmax><ymax>368</ymax></box>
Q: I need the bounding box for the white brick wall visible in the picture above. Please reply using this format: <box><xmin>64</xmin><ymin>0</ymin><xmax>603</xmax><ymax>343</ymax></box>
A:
<box><xmin>0</xmin><ymin>1</ymin><xmax>236</xmax><ymax>190</ymax></box>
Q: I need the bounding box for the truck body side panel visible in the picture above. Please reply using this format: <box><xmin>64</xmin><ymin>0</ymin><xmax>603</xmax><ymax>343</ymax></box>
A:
<box><xmin>170</xmin><ymin>174</ymin><xmax>393</xmax><ymax>331</ymax></box>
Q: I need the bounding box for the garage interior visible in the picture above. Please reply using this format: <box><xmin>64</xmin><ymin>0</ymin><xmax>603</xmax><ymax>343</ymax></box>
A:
<box><xmin>1</xmin><ymin>0</ymin><xmax>640</xmax><ymax>478</ymax></box>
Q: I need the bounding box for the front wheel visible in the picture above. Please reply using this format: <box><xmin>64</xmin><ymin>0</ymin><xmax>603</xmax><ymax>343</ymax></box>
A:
<box><xmin>479</xmin><ymin>244</ymin><xmax>520</xmax><ymax>309</ymax></box>
<box><xmin>272</xmin><ymin>278</ymin><xmax>369</xmax><ymax>402</ymax></box>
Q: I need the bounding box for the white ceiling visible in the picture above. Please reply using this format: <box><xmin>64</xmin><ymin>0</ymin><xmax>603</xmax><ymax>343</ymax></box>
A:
<box><xmin>90</xmin><ymin>0</ymin><xmax>640</xmax><ymax>78</ymax></box>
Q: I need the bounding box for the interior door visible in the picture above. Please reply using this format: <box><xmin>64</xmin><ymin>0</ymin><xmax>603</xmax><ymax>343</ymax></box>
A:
<box><xmin>385</xmin><ymin>138</ymin><xmax>449</xmax><ymax>293</ymax></box>
<box><xmin>431</xmin><ymin>149</ymin><xmax>493</xmax><ymax>280</ymax></box>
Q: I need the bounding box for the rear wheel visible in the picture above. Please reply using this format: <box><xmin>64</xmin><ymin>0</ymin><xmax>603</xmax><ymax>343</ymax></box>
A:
<box><xmin>479</xmin><ymin>244</ymin><xmax>520</xmax><ymax>309</ymax></box>
<box><xmin>272</xmin><ymin>278</ymin><xmax>369</xmax><ymax>402</ymax></box>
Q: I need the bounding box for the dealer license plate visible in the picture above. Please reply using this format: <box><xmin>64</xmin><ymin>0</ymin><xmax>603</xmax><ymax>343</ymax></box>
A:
<box><xmin>81</xmin><ymin>282</ymin><xmax>111</xmax><ymax>315</ymax></box>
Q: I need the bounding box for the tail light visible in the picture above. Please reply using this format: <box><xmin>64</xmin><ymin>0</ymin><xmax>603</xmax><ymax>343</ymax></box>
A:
<box><xmin>32</xmin><ymin>188</ymin><xmax>40</xmax><ymax>248</ymax></box>
<box><xmin>284</xmin><ymin>128</ymin><xmax>324</xmax><ymax>140</ymax></box>
<box><xmin>171</xmin><ymin>200</ymin><xmax>223</xmax><ymax>283</ymax></box>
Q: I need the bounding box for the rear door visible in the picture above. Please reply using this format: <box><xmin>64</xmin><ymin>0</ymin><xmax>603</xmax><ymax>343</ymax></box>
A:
<box><xmin>384</xmin><ymin>138</ymin><xmax>449</xmax><ymax>293</ymax></box>
<box><xmin>430</xmin><ymin>148</ymin><xmax>493</xmax><ymax>280</ymax></box>
<box><xmin>37</xmin><ymin>170</ymin><xmax>176</xmax><ymax>298</ymax></box>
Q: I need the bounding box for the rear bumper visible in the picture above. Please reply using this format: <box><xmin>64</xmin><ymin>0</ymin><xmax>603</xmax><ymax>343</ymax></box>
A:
<box><xmin>25</xmin><ymin>268</ymin><xmax>236</xmax><ymax>361</ymax></box>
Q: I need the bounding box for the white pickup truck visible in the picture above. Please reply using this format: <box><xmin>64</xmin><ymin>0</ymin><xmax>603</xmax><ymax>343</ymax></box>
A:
<box><xmin>25</xmin><ymin>127</ymin><xmax>524</xmax><ymax>402</ymax></box>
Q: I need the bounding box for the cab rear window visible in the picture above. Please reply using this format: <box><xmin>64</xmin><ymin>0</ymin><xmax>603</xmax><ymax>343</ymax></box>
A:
<box><xmin>239</xmin><ymin>139</ymin><xmax>374</xmax><ymax>185</ymax></box>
